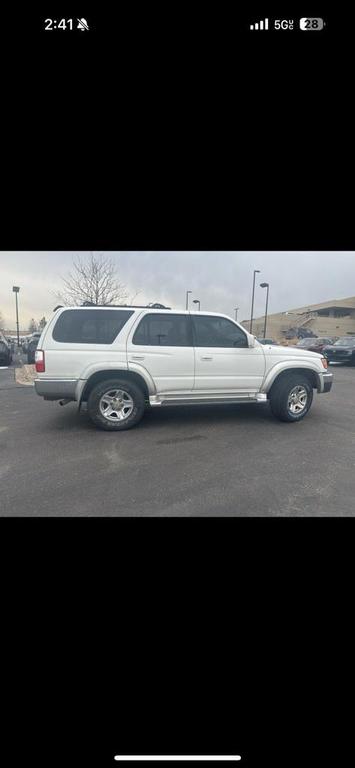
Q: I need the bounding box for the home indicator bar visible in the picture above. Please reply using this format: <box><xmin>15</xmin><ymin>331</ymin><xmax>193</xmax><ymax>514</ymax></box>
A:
<box><xmin>114</xmin><ymin>758</ymin><xmax>242</xmax><ymax>763</ymax></box>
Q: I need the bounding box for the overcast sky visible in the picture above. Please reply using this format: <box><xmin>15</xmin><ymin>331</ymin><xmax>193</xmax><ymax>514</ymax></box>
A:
<box><xmin>1</xmin><ymin>251</ymin><xmax>354</xmax><ymax>330</ymax></box>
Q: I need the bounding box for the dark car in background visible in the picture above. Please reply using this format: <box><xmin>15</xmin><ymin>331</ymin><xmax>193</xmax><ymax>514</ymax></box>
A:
<box><xmin>0</xmin><ymin>333</ymin><xmax>12</xmax><ymax>365</ymax></box>
<box><xmin>21</xmin><ymin>336</ymin><xmax>31</xmax><ymax>353</ymax></box>
<box><xmin>296</xmin><ymin>337</ymin><xmax>338</xmax><ymax>354</ymax></box>
<box><xmin>257</xmin><ymin>338</ymin><xmax>278</xmax><ymax>345</ymax></box>
<box><xmin>285</xmin><ymin>327</ymin><xmax>317</xmax><ymax>340</ymax></box>
<box><xmin>323</xmin><ymin>336</ymin><xmax>355</xmax><ymax>365</ymax></box>
<box><xmin>6</xmin><ymin>336</ymin><xmax>16</xmax><ymax>353</ymax></box>
<box><xmin>27</xmin><ymin>332</ymin><xmax>42</xmax><ymax>364</ymax></box>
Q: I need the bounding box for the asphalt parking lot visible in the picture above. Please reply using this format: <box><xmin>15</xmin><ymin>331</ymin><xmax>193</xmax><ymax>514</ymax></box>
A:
<box><xmin>1</xmin><ymin>354</ymin><xmax>354</xmax><ymax>515</ymax></box>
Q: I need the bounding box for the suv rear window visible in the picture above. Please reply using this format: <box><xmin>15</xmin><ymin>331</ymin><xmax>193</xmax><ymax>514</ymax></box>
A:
<box><xmin>53</xmin><ymin>309</ymin><xmax>134</xmax><ymax>344</ymax></box>
<box><xmin>133</xmin><ymin>313</ymin><xmax>192</xmax><ymax>346</ymax></box>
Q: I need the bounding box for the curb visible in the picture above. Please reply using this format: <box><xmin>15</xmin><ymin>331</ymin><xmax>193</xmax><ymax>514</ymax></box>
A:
<box><xmin>15</xmin><ymin>364</ymin><xmax>36</xmax><ymax>387</ymax></box>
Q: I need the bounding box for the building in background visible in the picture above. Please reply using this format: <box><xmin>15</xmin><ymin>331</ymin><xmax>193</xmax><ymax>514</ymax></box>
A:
<box><xmin>2</xmin><ymin>329</ymin><xmax>29</xmax><ymax>336</ymax></box>
<box><xmin>241</xmin><ymin>296</ymin><xmax>355</xmax><ymax>342</ymax></box>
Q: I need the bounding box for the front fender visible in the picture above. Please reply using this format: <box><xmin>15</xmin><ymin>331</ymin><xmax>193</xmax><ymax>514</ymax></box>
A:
<box><xmin>261</xmin><ymin>361</ymin><xmax>323</xmax><ymax>393</ymax></box>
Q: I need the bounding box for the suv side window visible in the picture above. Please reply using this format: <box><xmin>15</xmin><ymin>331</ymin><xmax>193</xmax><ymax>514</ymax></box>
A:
<box><xmin>52</xmin><ymin>309</ymin><xmax>134</xmax><ymax>344</ymax></box>
<box><xmin>133</xmin><ymin>314</ymin><xmax>192</xmax><ymax>346</ymax></box>
<box><xmin>192</xmin><ymin>315</ymin><xmax>248</xmax><ymax>348</ymax></box>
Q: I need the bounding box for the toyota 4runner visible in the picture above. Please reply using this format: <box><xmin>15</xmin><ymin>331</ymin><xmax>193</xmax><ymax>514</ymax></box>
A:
<box><xmin>34</xmin><ymin>305</ymin><xmax>333</xmax><ymax>430</ymax></box>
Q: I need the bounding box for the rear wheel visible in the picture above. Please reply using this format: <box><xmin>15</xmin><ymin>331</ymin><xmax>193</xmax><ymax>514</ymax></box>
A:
<box><xmin>87</xmin><ymin>378</ymin><xmax>146</xmax><ymax>431</ymax></box>
<box><xmin>269</xmin><ymin>374</ymin><xmax>314</xmax><ymax>422</ymax></box>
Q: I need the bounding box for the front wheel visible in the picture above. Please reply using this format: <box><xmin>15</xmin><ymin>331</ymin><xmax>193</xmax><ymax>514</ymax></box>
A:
<box><xmin>269</xmin><ymin>374</ymin><xmax>314</xmax><ymax>422</ymax></box>
<box><xmin>87</xmin><ymin>378</ymin><xmax>146</xmax><ymax>431</ymax></box>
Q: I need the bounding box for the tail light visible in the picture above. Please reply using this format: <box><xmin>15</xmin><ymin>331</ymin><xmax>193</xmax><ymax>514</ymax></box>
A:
<box><xmin>35</xmin><ymin>349</ymin><xmax>45</xmax><ymax>373</ymax></box>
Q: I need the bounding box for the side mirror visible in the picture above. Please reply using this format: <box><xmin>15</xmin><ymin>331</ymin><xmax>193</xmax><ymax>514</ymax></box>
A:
<box><xmin>248</xmin><ymin>334</ymin><xmax>256</xmax><ymax>348</ymax></box>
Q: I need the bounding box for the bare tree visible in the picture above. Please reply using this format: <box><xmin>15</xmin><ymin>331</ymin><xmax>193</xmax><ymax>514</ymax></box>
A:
<box><xmin>28</xmin><ymin>318</ymin><xmax>38</xmax><ymax>333</ymax></box>
<box><xmin>38</xmin><ymin>316</ymin><xmax>47</xmax><ymax>330</ymax></box>
<box><xmin>54</xmin><ymin>253</ymin><xmax>137</xmax><ymax>306</ymax></box>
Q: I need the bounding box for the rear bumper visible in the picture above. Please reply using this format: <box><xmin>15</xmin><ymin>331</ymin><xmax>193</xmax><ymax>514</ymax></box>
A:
<box><xmin>34</xmin><ymin>378</ymin><xmax>78</xmax><ymax>401</ymax></box>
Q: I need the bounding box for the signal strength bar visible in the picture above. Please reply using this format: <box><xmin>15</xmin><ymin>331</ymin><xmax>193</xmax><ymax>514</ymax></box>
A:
<box><xmin>250</xmin><ymin>18</ymin><xmax>269</xmax><ymax>31</ymax></box>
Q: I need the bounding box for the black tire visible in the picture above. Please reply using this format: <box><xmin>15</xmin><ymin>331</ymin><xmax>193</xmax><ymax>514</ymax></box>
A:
<box><xmin>269</xmin><ymin>373</ymin><xmax>314</xmax><ymax>423</ymax></box>
<box><xmin>87</xmin><ymin>378</ymin><xmax>146</xmax><ymax>431</ymax></box>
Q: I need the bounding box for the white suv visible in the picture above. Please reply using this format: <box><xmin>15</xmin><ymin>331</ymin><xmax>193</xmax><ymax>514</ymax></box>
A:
<box><xmin>34</xmin><ymin>305</ymin><xmax>333</xmax><ymax>430</ymax></box>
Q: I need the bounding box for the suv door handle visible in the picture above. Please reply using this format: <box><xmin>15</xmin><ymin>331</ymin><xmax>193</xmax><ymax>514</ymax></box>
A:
<box><xmin>201</xmin><ymin>356</ymin><xmax>213</xmax><ymax>361</ymax></box>
<box><xmin>131</xmin><ymin>355</ymin><xmax>145</xmax><ymax>360</ymax></box>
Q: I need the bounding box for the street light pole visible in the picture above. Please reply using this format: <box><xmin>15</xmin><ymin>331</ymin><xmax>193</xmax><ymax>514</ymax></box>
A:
<box><xmin>193</xmin><ymin>299</ymin><xmax>201</xmax><ymax>311</ymax></box>
<box><xmin>186</xmin><ymin>290</ymin><xmax>192</xmax><ymax>310</ymax></box>
<box><xmin>250</xmin><ymin>270</ymin><xmax>260</xmax><ymax>334</ymax></box>
<box><xmin>12</xmin><ymin>286</ymin><xmax>20</xmax><ymax>346</ymax></box>
<box><xmin>260</xmin><ymin>282</ymin><xmax>269</xmax><ymax>339</ymax></box>
<box><xmin>234</xmin><ymin>307</ymin><xmax>239</xmax><ymax>322</ymax></box>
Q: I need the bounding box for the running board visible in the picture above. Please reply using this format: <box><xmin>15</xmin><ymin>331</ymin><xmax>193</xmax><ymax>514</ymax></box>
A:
<box><xmin>149</xmin><ymin>393</ymin><xmax>268</xmax><ymax>407</ymax></box>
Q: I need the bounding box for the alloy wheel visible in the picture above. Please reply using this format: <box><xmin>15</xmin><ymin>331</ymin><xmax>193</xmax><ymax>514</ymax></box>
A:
<box><xmin>287</xmin><ymin>385</ymin><xmax>308</xmax><ymax>415</ymax></box>
<box><xmin>99</xmin><ymin>388</ymin><xmax>134</xmax><ymax>422</ymax></box>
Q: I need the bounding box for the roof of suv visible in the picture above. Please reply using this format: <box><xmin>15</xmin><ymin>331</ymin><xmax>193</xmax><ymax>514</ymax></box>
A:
<box><xmin>54</xmin><ymin>305</ymin><xmax>242</xmax><ymax>319</ymax></box>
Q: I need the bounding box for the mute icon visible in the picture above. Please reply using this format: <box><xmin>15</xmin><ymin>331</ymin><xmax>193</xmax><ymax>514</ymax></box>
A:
<box><xmin>77</xmin><ymin>18</ymin><xmax>89</xmax><ymax>31</ymax></box>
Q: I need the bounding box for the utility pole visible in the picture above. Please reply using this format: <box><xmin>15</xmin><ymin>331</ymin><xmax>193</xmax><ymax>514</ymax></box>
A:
<box><xmin>260</xmin><ymin>282</ymin><xmax>270</xmax><ymax>339</ymax></box>
<box><xmin>250</xmin><ymin>270</ymin><xmax>260</xmax><ymax>334</ymax></box>
<box><xmin>186</xmin><ymin>290</ymin><xmax>192</xmax><ymax>310</ymax></box>
<box><xmin>12</xmin><ymin>286</ymin><xmax>20</xmax><ymax>346</ymax></box>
